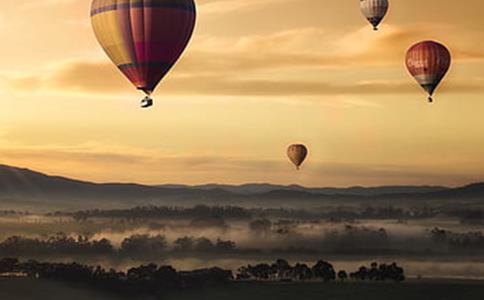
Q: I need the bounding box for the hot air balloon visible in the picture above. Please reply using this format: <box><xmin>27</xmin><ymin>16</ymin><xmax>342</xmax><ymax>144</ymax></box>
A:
<box><xmin>287</xmin><ymin>144</ymin><xmax>308</xmax><ymax>170</ymax></box>
<box><xmin>90</xmin><ymin>0</ymin><xmax>197</xmax><ymax>108</ymax></box>
<box><xmin>405</xmin><ymin>41</ymin><xmax>451</xmax><ymax>103</ymax></box>
<box><xmin>360</xmin><ymin>0</ymin><xmax>389</xmax><ymax>31</ymax></box>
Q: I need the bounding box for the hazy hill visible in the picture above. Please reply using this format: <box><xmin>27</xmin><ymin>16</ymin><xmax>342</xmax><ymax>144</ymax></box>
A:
<box><xmin>160</xmin><ymin>183</ymin><xmax>448</xmax><ymax>196</ymax></box>
<box><xmin>0</xmin><ymin>164</ymin><xmax>482</xmax><ymax>211</ymax></box>
<box><xmin>0</xmin><ymin>165</ymin><xmax>232</xmax><ymax>210</ymax></box>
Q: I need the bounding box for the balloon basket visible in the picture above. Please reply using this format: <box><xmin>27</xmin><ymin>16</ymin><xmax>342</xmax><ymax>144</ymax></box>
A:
<box><xmin>140</xmin><ymin>96</ymin><xmax>154</xmax><ymax>108</ymax></box>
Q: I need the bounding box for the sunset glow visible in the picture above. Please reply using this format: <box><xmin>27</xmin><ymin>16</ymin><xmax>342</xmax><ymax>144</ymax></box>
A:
<box><xmin>0</xmin><ymin>0</ymin><xmax>483</xmax><ymax>186</ymax></box>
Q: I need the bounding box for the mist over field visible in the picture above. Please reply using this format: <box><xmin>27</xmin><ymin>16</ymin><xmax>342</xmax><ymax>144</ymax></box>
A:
<box><xmin>2</xmin><ymin>204</ymin><xmax>484</xmax><ymax>279</ymax></box>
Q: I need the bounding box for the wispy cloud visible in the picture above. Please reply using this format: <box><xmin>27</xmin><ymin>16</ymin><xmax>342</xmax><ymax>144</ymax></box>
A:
<box><xmin>1</xmin><ymin>145</ymin><xmax>483</xmax><ymax>186</ymax></box>
<box><xmin>20</xmin><ymin>0</ymin><xmax>80</xmax><ymax>10</ymax></box>
<box><xmin>198</xmin><ymin>0</ymin><xmax>291</xmax><ymax>14</ymax></box>
<box><xmin>2</xmin><ymin>25</ymin><xmax>484</xmax><ymax>98</ymax></box>
<box><xmin>3</xmin><ymin>61</ymin><xmax>483</xmax><ymax>98</ymax></box>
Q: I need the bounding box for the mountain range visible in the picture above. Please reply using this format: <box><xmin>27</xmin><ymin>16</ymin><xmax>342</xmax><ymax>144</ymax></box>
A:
<box><xmin>1</xmin><ymin>164</ymin><xmax>483</xmax><ymax>211</ymax></box>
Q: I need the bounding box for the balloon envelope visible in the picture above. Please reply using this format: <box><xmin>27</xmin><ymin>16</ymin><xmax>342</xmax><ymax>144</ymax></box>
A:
<box><xmin>287</xmin><ymin>144</ymin><xmax>308</xmax><ymax>170</ymax></box>
<box><xmin>406</xmin><ymin>41</ymin><xmax>451</xmax><ymax>102</ymax></box>
<box><xmin>360</xmin><ymin>0</ymin><xmax>389</xmax><ymax>30</ymax></box>
<box><xmin>90</xmin><ymin>0</ymin><xmax>196</xmax><ymax>95</ymax></box>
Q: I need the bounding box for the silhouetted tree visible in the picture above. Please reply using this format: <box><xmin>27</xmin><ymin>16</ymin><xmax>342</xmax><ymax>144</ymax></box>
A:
<box><xmin>249</xmin><ymin>219</ymin><xmax>272</xmax><ymax>234</ymax></box>
<box><xmin>174</xmin><ymin>236</ymin><xmax>195</xmax><ymax>252</ymax></box>
<box><xmin>311</xmin><ymin>260</ymin><xmax>336</xmax><ymax>282</ymax></box>
<box><xmin>120</xmin><ymin>234</ymin><xmax>167</xmax><ymax>255</ymax></box>
<box><xmin>338</xmin><ymin>270</ymin><xmax>348</xmax><ymax>282</ymax></box>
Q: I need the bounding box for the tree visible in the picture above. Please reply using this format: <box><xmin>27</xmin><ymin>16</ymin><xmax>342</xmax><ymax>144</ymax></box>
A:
<box><xmin>174</xmin><ymin>236</ymin><xmax>195</xmax><ymax>252</ymax></box>
<box><xmin>120</xmin><ymin>234</ymin><xmax>167</xmax><ymax>255</ymax></box>
<box><xmin>272</xmin><ymin>259</ymin><xmax>292</xmax><ymax>281</ymax></box>
<box><xmin>311</xmin><ymin>260</ymin><xmax>336</xmax><ymax>282</ymax></box>
<box><xmin>194</xmin><ymin>237</ymin><xmax>214</xmax><ymax>252</ymax></box>
<box><xmin>249</xmin><ymin>219</ymin><xmax>272</xmax><ymax>234</ymax></box>
<box><xmin>293</xmin><ymin>263</ymin><xmax>312</xmax><ymax>281</ymax></box>
<box><xmin>338</xmin><ymin>270</ymin><xmax>348</xmax><ymax>282</ymax></box>
<box><xmin>215</xmin><ymin>239</ymin><xmax>236</xmax><ymax>252</ymax></box>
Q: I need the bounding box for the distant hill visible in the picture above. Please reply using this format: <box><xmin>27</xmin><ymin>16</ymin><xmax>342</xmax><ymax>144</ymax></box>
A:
<box><xmin>0</xmin><ymin>164</ymin><xmax>482</xmax><ymax>211</ymax></box>
<box><xmin>159</xmin><ymin>183</ymin><xmax>448</xmax><ymax>196</ymax></box>
<box><xmin>0</xmin><ymin>165</ymin><xmax>233</xmax><ymax>210</ymax></box>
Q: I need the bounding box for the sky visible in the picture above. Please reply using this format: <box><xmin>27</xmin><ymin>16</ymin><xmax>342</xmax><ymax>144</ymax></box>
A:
<box><xmin>0</xmin><ymin>0</ymin><xmax>484</xmax><ymax>187</ymax></box>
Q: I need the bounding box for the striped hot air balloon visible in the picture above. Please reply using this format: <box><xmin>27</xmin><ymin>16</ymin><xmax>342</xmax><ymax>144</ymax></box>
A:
<box><xmin>287</xmin><ymin>144</ymin><xmax>308</xmax><ymax>170</ymax></box>
<box><xmin>90</xmin><ymin>0</ymin><xmax>197</xmax><ymax>108</ymax></box>
<box><xmin>405</xmin><ymin>41</ymin><xmax>451</xmax><ymax>103</ymax></box>
<box><xmin>360</xmin><ymin>0</ymin><xmax>389</xmax><ymax>31</ymax></box>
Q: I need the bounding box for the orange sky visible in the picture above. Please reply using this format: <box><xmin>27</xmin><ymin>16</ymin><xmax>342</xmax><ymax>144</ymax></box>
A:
<box><xmin>1</xmin><ymin>0</ymin><xmax>484</xmax><ymax>186</ymax></box>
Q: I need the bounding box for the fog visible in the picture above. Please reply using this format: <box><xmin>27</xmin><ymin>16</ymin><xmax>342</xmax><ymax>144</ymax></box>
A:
<box><xmin>2</xmin><ymin>205</ymin><xmax>484</xmax><ymax>279</ymax></box>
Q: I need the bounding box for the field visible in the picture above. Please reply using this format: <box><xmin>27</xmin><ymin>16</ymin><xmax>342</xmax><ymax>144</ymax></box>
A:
<box><xmin>2</xmin><ymin>278</ymin><xmax>484</xmax><ymax>300</ymax></box>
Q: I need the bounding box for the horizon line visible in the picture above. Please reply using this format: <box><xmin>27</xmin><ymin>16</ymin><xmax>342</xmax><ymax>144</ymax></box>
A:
<box><xmin>1</xmin><ymin>163</ymin><xmax>480</xmax><ymax>190</ymax></box>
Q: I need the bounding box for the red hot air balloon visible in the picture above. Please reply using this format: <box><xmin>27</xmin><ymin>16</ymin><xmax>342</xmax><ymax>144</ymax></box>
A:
<box><xmin>360</xmin><ymin>0</ymin><xmax>389</xmax><ymax>31</ymax></box>
<box><xmin>405</xmin><ymin>41</ymin><xmax>451</xmax><ymax>103</ymax></box>
<box><xmin>91</xmin><ymin>0</ymin><xmax>197</xmax><ymax>108</ymax></box>
<box><xmin>287</xmin><ymin>144</ymin><xmax>308</xmax><ymax>170</ymax></box>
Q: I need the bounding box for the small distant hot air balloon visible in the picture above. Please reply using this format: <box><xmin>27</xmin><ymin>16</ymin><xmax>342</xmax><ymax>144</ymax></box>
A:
<box><xmin>90</xmin><ymin>0</ymin><xmax>197</xmax><ymax>108</ymax></box>
<box><xmin>287</xmin><ymin>144</ymin><xmax>308</xmax><ymax>170</ymax></box>
<box><xmin>406</xmin><ymin>41</ymin><xmax>451</xmax><ymax>103</ymax></box>
<box><xmin>360</xmin><ymin>0</ymin><xmax>389</xmax><ymax>31</ymax></box>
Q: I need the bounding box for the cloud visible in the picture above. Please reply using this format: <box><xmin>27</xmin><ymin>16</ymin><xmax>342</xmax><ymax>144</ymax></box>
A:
<box><xmin>4</xmin><ymin>60</ymin><xmax>484</xmax><ymax>98</ymax></box>
<box><xmin>20</xmin><ymin>0</ymin><xmax>79</xmax><ymax>10</ymax></box>
<box><xmin>183</xmin><ymin>24</ymin><xmax>484</xmax><ymax>73</ymax></box>
<box><xmin>2</xmin><ymin>24</ymin><xmax>484</xmax><ymax>98</ymax></box>
<box><xmin>198</xmin><ymin>0</ymin><xmax>289</xmax><ymax>14</ymax></box>
<box><xmin>21</xmin><ymin>0</ymin><xmax>294</xmax><ymax>15</ymax></box>
<box><xmin>1</xmin><ymin>145</ymin><xmax>483</xmax><ymax>186</ymax></box>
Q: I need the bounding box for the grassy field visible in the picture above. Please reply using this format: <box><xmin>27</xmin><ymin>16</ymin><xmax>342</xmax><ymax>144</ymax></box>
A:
<box><xmin>168</xmin><ymin>280</ymin><xmax>484</xmax><ymax>300</ymax></box>
<box><xmin>0</xmin><ymin>278</ymin><xmax>120</xmax><ymax>300</ymax></box>
<box><xmin>2</xmin><ymin>278</ymin><xmax>484</xmax><ymax>300</ymax></box>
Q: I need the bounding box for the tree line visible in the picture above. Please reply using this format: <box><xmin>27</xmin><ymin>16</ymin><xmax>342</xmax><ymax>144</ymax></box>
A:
<box><xmin>47</xmin><ymin>205</ymin><xmax>445</xmax><ymax>222</ymax></box>
<box><xmin>60</xmin><ymin>205</ymin><xmax>252</xmax><ymax>222</ymax></box>
<box><xmin>0</xmin><ymin>227</ymin><xmax>394</xmax><ymax>258</ymax></box>
<box><xmin>6</xmin><ymin>205</ymin><xmax>484</xmax><ymax>222</ymax></box>
<box><xmin>0</xmin><ymin>233</ymin><xmax>237</xmax><ymax>257</ymax></box>
<box><xmin>0</xmin><ymin>257</ymin><xmax>405</xmax><ymax>297</ymax></box>
<box><xmin>430</xmin><ymin>227</ymin><xmax>484</xmax><ymax>251</ymax></box>
<box><xmin>236</xmin><ymin>259</ymin><xmax>404</xmax><ymax>283</ymax></box>
<box><xmin>0</xmin><ymin>258</ymin><xmax>232</xmax><ymax>297</ymax></box>
<box><xmin>0</xmin><ymin>210</ymin><xmax>31</xmax><ymax>216</ymax></box>
<box><xmin>7</xmin><ymin>225</ymin><xmax>484</xmax><ymax>258</ymax></box>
